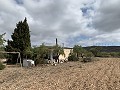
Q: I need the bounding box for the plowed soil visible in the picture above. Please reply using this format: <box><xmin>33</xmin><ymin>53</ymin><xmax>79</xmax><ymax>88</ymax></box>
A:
<box><xmin>0</xmin><ymin>58</ymin><xmax>120</xmax><ymax>90</ymax></box>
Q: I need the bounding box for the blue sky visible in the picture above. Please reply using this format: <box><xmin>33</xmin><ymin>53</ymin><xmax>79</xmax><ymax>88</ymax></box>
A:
<box><xmin>0</xmin><ymin>0</ymin><xmax>120</xmax><ymax>47</ymax></box>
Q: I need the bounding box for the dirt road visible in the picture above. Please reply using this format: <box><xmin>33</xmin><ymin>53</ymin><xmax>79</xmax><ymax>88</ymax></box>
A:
<box><xmin>0</xmin><ymin>58</ymin><xmax>120</xmax><ymax>90</ymax></box>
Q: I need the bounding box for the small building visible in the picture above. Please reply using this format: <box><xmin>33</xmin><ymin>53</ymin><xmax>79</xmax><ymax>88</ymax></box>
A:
<box><xmin>23</xmin><ymin>59</ymin><xmax>35</xmax><ymax>67</ymax></box>
<box><xmin>59</xmin><ymin>47</ymin><xmax>73</xmax><ymax>62</ymax></box>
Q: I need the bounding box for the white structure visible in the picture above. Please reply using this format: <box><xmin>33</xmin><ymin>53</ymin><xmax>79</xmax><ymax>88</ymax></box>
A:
<box><xmin>23</xmin><ymin>59</ymin><xmax>35</xmax><ymax>67</ymax></box>
<box><xmin>59</xmin><ymin>47</ymin><xmax>73</xmax><ymax>62</ymax></box>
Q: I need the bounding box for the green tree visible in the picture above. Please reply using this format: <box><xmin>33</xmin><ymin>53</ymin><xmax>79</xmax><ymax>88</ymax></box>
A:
<box><xmin>90</xmin><ymin>47</ymin><xmax>102</xmax><ymax>57</ymax></box>
<box><xmin>33</xmin><ymin>43</ymin><xmax>65</xmax><ymax>65</ymax></box>
<box><xmin>53</xmin><ymin>45</ymin><xmax>64</xmax><ymax>56</ymax></box>
<box><xmin>23</xmin><ymin>47</ymin><xmax>33</xmax><ymax>59</ymax></box>
<box><xmin>0</xmin><ymin>33</ymin><xmax>6</xmax><ymax>70</ymax></box>
<box><xmin>6</xmin><ymin>18</ymin><xmax>31</xmax><ymax>63</ymax></box>
<box><xmin>0</xmin><ymin>33</ymin><xmax>6</xmax><ymax>58</ymax></box>
<box><xmin>73</xmin><ymin>45</ymin><xmax>85</xmax><ymax>58</ymax></box>
<box><xmin>0</xmin><ymin>33</ymin><xmax>6</xmax><ymax>47</ymax></box>
<box><xmin>35</xmin><ymin>44</ymin><xmax>49</xmax><ymax>64</ymax></box>
<box><xmin>53</xmin><ymin>45</ymin><xmax>65</xmax><ymax>63</ymax></box>
<box><xmin>68</xmin><ymin>53</ymin><xmax>79</xmax><ymax>61</ymax></box>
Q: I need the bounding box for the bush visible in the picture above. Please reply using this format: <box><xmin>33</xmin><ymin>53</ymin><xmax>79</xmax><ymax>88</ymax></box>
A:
<box><xmin>84</xmin><ymin>51</ymin><xmax>94</xmax><ymax>57</ymax></box>
<box><xmin>68</xmin><ymin>54</ymin><xmax>79</xmax><ymax>61</ymax></box>
<box><xmin>110</xmin><ymin>52</ymin><xmax>119</xmax><ymax>57</ymax></box>
<box><xmin>35</xmin><ymin>58</ymin><xmax>48</xmax><ymax>65</ymax></box>
<box><xmin>83</xmin><ymin>57</ymin><xmax>92</xmax><ymax>62</ymax></box>
<box><xmin>0</xmin><ymin>62</ymin><xmax>5</xmax><ymax>70</ymax></box>
<box><xmin>97</xmin><ymin>52</ymin><xmax>111</xmax><ymax>57</ymax></box>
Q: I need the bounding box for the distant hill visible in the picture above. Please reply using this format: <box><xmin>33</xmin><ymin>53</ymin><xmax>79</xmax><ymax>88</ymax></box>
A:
<box><xmin>84</xmin><ymin>46</ymin><xmax>120</xmax><ymax>52</ymax></box>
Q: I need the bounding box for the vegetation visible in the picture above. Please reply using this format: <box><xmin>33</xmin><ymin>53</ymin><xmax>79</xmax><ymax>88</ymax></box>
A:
<box><xmin>52</xmin><ymin>45</ymin><xmax>65</xmax><ymax>63</ymax></box>
<box><xmin>0</xmin><ymin>33</ymin><xmax>6</xmax><ymax>47</ymax></box>
<box><xmin>33</xmin><ymin>44</ymin><xmax>65</xmax><ymax>65</ymax></box>
<box><xmin>5</xmin><ymin>18</ymin><xmax>31</xmax><ymax>64</ymax></box>
<box><xmin>0</xmin><ymin>33</ymin><xmax>6</xmax><ymax>70</ymax></box>
<box><xmin>0</xmin><ymin>61</ymin><xmax>5</xmax><ymax>70</ymax></box>
<box><xmin>68</xmin><ymin>53</ymin><xmax>79</xmax><ymax>61</ymax></box>
<box><xmin>89</xmin><ymin>47</ymin><xmax>102</xmax><ymax>57</ymax></box>
<box><xmin>96</xmin><ymin>52</ymin><xmax>120</xmax><ymax>57</ymax></box>
<box><xmin>3</xmin><ymin>18</ymin><xmax>120</xmax><ymax>65</ymax></box>
<box><xmin>73</xmin><ymin>45</ymin><xmax>86</xmax><ymax>58</ymax></box>
<box><xmin>34</xmin><ymin>44</ymin><xmax>49</xmax><ymax>65</ymax></box>
<box><xmin>68</xmin><ymin>45</ymin><xmax>95</xmax><ymax>62</ymax></box>
<box><xmin>0</xmin><ymin>33</ymin><xmax>6</xmax><ymax>58</ymax></box>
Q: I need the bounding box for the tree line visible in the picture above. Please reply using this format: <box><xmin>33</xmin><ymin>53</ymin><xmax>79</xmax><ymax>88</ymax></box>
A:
<box><xmin>0</xmin><ymin>18</ymin><xmax>64</xmax><ymax>65</ymax></box>
<box><xmin>1</xmin><ymin>18</ymin><xmax>120</xmax><ymax>66</ymax></box>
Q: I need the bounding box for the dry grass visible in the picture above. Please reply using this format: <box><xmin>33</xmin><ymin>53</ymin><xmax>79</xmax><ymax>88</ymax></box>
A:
<box><xmin>0</xmin><ymin>58</ymin><xmax>120</xmax><ymax>90</ymax></box>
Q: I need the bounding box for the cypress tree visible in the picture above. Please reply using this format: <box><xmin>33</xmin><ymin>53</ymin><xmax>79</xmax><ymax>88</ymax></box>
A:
<box><xmin>6</xmin><ymin>18</ymin><xmax>31</xmax><ymax>63</ymax></box>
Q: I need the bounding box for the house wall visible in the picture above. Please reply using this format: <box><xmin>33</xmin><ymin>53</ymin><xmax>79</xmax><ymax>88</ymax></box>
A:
<box><xmin>59</xmin><ymin>48</ymin><xmax>73</xmax><ymax>61</ymax></box>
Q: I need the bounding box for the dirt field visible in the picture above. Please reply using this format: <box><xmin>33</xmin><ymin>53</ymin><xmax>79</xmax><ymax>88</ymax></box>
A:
<box><xmin>0</xmin><ymin>58</ymin><xmax>120</xmax><ymax>90</ymax></box>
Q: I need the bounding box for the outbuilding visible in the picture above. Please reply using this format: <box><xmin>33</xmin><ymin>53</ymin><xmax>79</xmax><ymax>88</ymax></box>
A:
<box><xmin>23</xmin><ymin>59</ymin><xmax>35</xmax><ymax>67</ymax></box>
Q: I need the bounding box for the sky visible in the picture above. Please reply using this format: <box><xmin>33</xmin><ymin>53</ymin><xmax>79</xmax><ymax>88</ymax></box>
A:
<box><xmin>0</xmin><ymin>0</ymin><xmax>120</xmax><ymax>47</ymax></box>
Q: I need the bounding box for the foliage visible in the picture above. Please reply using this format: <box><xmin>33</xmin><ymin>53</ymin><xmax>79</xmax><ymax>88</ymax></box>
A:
<box><xmin>0</xmin><ymin>61</ymin><xmax>5</xmax><ymax>70</ymax></box>
<box><xmin>97</xmin><ymin>52</ymin><xmax>111</xmax><ymax>57</ymax></box>
<box><xmin>0</xmin><ymin>49</ymin><xmax>6</xmax><ymax>59</ymax></box>
<box><xmin>110</xmin><ymin>52</ymin><xmax>119</xmax><ymax>57</ymax></box>
<box><xmin>117</xmin><ymin>52</ymin><xmax>120</xmax><ymax>57</ymax></box>
<box><xmin>32</xmin><ymin>46</ymin><xmax>39</xmax><ymax>60</ymax></box>
<box><xmin>0</xmin><ymin>33</ymin><xmax>6</xmax><ymax>58</ymax></box>
<box><xmin>97</xmin><ymin>52</ymin><xmax>120</xmax><ymax>57</ymax></box>
<box><xmin>5</xmin><ymin>18</ymin><xmax>31</xmax><ymax>63</ymax></box>
<box><xmin>90</xmin><ymin>47</ymin><xmax>102</xmax><ymax>57</ymax></box>
<box><xmin>23</xmin><ymin>47</ymin><xmax>33</xmax><ymax>59</ymax></box>
<box><xmin>33</xmin><ymin>44</ymin><xmax>65</xmax><ymax>65</ymax></box>
<box><xmin>69</xmin><ymin>45</ymin><xmax>94</xmax><ymax>62</ymax></box>
<box><xmin>84</xmin><ymin>51</ymin><xmax>94</xmax><ymax>57</ymax></box>
<box><xmin>0</xmin><ymin>33</ymin><xmax>6</xmax><ymax>47</ymax></box>
<box><xmin>68</xmin><ymin>53</ymin><xmax>79</xmax><ymax>61</ymax></box>
<box><xmin>53</xmin><ymin>45</ymin><xmax>65</xmax><ymax>56</ymax></box>
<box><xmin>82</xmin><ymin>57</ymin><xmax>92</xmax><ymax>62</ymax></box>
<box><xmin>34</xmin><ymin>44</ymin><xmax>49</xmax><ymax>65</ymax></box>
<box><xmin>52</xmin><ymin>45</ymin><xmax>65</xmax><ymax>63</ymax></box>
<box><xmin>73</xmin><ymin>45</ymin><xmax>86</xmax><ymax>58</ymax></box>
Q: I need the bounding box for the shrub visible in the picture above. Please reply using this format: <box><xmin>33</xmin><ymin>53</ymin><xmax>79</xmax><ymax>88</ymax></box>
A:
<box><xmin>83</xmin><ymin>57</ymin><xmax>92</xmax><ymax>62</ymax></box>
<box><xmin>0</xmin><ymin>62</ymin><xmax>5</xmax><ymax>70</ymax></box>
<box><xmin>97</xmin><ymin>52</ymin><xmax>111</xmax><ymax>57</ymax></box>
<box><xmin>110</xmin><ymin>52</ymin><xmax>119</xmax><ymax>57</ymax></box>
<box><xmin>68</xmin><ymin>54</ymin><xmax>79</xmax><ymax>61</ymax></box>
<box><xmin>84</xmin><ymin>51</ymin><xmax>94</xmax><ymax>57</ymax></box>
<box><xmin>35</xmin><ymin>58</ymin><xmax>48</xmax><ymax>65</ymax></box>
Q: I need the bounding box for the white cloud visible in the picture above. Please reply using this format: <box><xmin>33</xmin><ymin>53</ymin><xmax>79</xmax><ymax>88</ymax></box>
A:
<box><xmin>93</xmin><ymin>0</ymin><xmax>120</xmax><ymax>32</ymax></box>
<box><xmin>0</xmin><ymin>0</ymin><xmax>120</xmax><ymax>47</ymax></box>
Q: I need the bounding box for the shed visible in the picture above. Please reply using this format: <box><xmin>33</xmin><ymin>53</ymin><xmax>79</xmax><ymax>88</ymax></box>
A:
<box><xmin>23</xmin><ymin>59</ymin><xmax>34</xmax><ymax>67</ymax></box>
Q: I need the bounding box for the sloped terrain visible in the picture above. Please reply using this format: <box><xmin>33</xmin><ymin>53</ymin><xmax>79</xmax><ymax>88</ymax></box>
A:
<box><xmin>0</xmin><ymin>58</ymin><xmax>120</xmax><ymax>90</ymax></box>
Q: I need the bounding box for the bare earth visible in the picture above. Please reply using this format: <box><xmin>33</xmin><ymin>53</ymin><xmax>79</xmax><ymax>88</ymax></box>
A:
<box><xmin>0</xmin><ymin>58</ymin><xmax>120</xmax><ymax>90</ymax></box>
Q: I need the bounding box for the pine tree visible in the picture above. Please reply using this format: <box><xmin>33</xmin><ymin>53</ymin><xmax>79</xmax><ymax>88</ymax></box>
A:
<box><xmin>6</xmin><ymin>18</ymin><xmax>31</xmax><ymax>63</ymax></box>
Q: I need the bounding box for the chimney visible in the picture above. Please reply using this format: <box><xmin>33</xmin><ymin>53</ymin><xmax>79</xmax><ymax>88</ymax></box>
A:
<box><xmin>56</xmin><ymin>38</ymin><xmax>58</xmax><ymax>46</ymax></box>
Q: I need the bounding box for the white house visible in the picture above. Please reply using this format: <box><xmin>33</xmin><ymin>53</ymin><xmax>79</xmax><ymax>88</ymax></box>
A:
<box><xmin>59</xmin><ymin>47</ymin><xmax>73</xmax><ymax>62</ymax></box>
